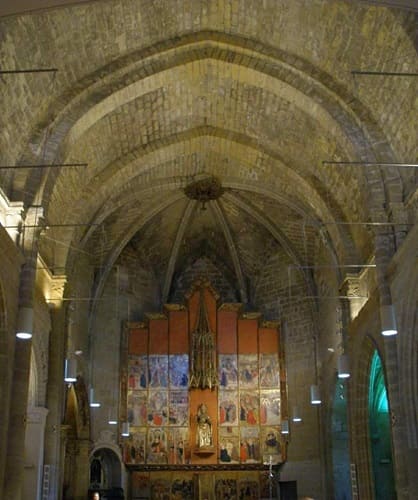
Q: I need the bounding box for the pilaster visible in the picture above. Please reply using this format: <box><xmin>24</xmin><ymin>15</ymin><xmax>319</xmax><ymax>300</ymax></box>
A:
<box><xmin>3</xmin><ymin>207</ymin><xmax>43</xmax><ymax>499</ymax></box>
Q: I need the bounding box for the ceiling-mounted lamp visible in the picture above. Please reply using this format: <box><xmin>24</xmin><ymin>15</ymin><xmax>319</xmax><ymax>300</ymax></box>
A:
<box><xmin>281</xmin><ymin>420</ymin><xmax>290</xmax><ymax>434</ymax></box>
<box><xmin>292</xmin><ymin>406</ymin><xmax>302</xmax><ymax>422</ymax></box>
<box><xmin>380</xmin><ymin>304</ymin><xmax>398</xmax><ymax>336</ymax></box>
<box><xmin>64</xmin><ymin>358</ymin><xmax>77</xmax><ymax>382</ymax></box>
<box><xmin>16</xmin><ymin>306</ymin><xmax>33</xmax><ymax>339</ymax></box>
<box><xmin>337</xmin><ymin>353</ymin><xmax>350</xmax><ymax>379</ymax></box>
<box><xmin>121</xmin><ymin>422</ymin><xmax>130</xmax><ymax>437</ymax></box>
<box><xmin>310</xmin><ymin>384</ymin><xmax>322</xmax><ymax>405</ymax></box>
<box><xmin>89</xmin><ymin>387</ymin><xmax>101</xmax><ymax>408</ymax></box>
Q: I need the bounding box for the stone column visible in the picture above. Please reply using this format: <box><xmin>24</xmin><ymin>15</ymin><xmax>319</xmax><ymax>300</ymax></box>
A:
<box><xmin>3</xmin><ymin>339</ymin><xmax>32</xmax><ymax>499</ymax></box>
<box><xmin>43</xmin><ymin>304</ymin><xmax>67</xmax><ymax>500</ymax></box>
<box><xmin>60</xmin><ymin>424</ymin><xmax>72</xmax><ymax>500</ymax></box>
<box><xmin>74</xmin><ymin>439</ymin><xmax>91</xmax><ymax>500</ymax></box>
<box><xmin>23</xmin><ymin>407</ymin><xmax>49</xmax><ymax>500</ymax></box>
<box><xmin>3</xmin><ymin>208</ymin><xmax>42</xmax><ymax>499</ymax></box>
<box><xmin>374</xmin><ymin>230</ymin><xmax>409</xmax><ymax>498</ymax></box>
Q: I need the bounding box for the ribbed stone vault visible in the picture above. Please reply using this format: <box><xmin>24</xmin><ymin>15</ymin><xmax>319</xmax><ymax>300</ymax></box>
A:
<box><xmin>0</xmin><ymin>0</ymin><xmax>416</xmax><ymax>309</ymax></box>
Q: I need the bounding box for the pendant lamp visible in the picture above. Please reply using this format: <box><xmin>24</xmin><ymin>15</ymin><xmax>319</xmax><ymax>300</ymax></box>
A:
<box><xmin>281</xmin><ymin>420</ymin><xmax>289</xmax><ymax>434</ymax></box>
<box><xmin>292</xmin><ymin>406</ymin><xmax>302</xmax><ymax>422</ymax></box>
<box><xmin>16</xmin><ymin>306</ymin><xmax>33</xmax><ymax>339</ymax></box>
<box><xmin>64</xmin><ymin>358</ymin><xmax>77</xmax><ymax>382</ymax></box>
<box><xmin>121</xmin><ymin>422</ymin><xmax>130</xmax><ymax>436</ymax></box>
<box><xmin>89</xmin><ymin>387</ymin><xmax>101</xmax><ymax>408</ymax></box>
<box><xmin>108</xmin><ymin>409</ymin><xmax>118</xmax><ymax>425</ymax></box>
<box><xmin>310</xmin><ymin>384</ymin><xmax>321</xmax><ymax>405</ymax></box>
<box><xmin>381</xmin><ymin>304</ymin><xmax>398</xmax><ymax>336</ymax></box>
<box><xmin>337</xmin><ymin>354</ymin><xmax>350</xmax><ymax>379</ymax></box>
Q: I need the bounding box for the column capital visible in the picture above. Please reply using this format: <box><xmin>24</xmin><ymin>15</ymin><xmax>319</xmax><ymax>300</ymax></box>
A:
<box><xmin>27</xmin><ymin>406</ymin><xmax>49</xmax><ymax>425</ymax></box>
<box><xmin>0</xmin><ymin>187</ymin><xmax>24</xmax><ymax>243</ymax></box>
<box><xmin>339</xmin><ymin>274</ymin><xmax>366</xmax><ymax>320</ymax></box>
<box><xmin>36</xmin><ymin>256</ymin><xmax>67</xmax><ymax>307</ymax></box>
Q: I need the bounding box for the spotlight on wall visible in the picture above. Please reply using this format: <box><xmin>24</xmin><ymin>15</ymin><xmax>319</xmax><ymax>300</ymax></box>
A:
<box><xmin>310</xmin><ymin>384</ymin><xmax>322</xmax><ymax>405</ymax></box>
<box><xmin>121</xmin><ymin>422</ymin><xmax>130</xmax><ymax>437</ymax></box>
<box><xmin>281</xmin><ymin>420</ymin><xmax>290</xmax><ymax>434</ymax></box>
<box><xmin>16</xmin><ymin>306</ymin><xmax>33</xmax><ymax>339</ymax></box>
<box><xmin>89</xmin><ymin>387</ymin><xmax>101</xmax><ymax>408</ymax></box>
<box><xmin>337</xmin><ymin>354</ymin><xmax>350</xmax><ymax>379</ymax></box>
<box><xmin>292</xmin><ymin>406</ymin><xmax>302</xmax><ymax>422</ymax></box>
<box><xmin>64</xmin><ymin>358</ymin><xmax>77</xmax><ymax>383</ymax></box>
<box><xmin>380</xmin><ymin>304</ymin><xmax>398</xmax><ymax>336</ymax></box>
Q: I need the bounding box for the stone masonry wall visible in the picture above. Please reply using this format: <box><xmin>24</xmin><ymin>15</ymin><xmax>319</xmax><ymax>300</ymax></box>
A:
<box><xmin>0</xmin><ymin>227</ymin><xmax>24</xmax><ymax>494</ymax></box>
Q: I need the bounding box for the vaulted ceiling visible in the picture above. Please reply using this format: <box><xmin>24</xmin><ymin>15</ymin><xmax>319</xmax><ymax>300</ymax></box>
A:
<box><xmin>0</xmin><ymin>0</ymin><xmax>416</xmax><ymax>311</ymax></box>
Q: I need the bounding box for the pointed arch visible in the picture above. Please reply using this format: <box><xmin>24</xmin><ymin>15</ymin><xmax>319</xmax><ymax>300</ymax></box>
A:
<box><xmin>368</xmin><ymin>350</ymin><xmax>396</xmax><ymax>499</ymax></box>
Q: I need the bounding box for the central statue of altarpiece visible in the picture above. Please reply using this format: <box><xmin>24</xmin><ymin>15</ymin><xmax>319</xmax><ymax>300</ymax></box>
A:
<box><xmin>120</xmin><ymin>280</ymin><xmax>288</xmax><ymax>499</ymax></box>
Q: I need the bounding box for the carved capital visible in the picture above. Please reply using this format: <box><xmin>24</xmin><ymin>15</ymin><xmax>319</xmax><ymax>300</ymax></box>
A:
<box><xmin>36</xmin><ymin>255</ymin><xmax>67</xmax><ymax>307</ymax></box>
<box><xmin>26</xmin><ymin>406</ymin><xmax>49</xmax><ymax>425</ymax></box>
<box><xmin>0</xmin><ymin>187</ymin><xmax>24</xmax><ymax>243</ymax></box>
<box><xmin>339</xmin><ymin>274</ymin><xmax>365</xmax><ymax>320</ymax></box>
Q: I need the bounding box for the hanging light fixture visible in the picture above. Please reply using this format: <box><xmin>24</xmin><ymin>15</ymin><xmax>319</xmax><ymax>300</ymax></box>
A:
<box><xmin>309</xmin><ymin>332</ymin><xmax>322</xmax><ymax>405</ymax></box>
<box><xmin>121</xmin><ymin>422</ymin><xmax>130</xmax><ymax>437</ymax></box>
<box><xmin>281</xmin><ymin>420</ymin><xmax>290</xmax><ymax>434</ymax></box>
<box><xmin>64</xmin><ymin>358</ymin><xmax>77</xmax><ymax>382</ymax></box>
<box><xmin>337</xmin><ymin>353</ymin><xmax>350</xmax><ymax>379</ymax></box>
<box><xmin>380</xmin><ymin>304</ymin><xmax>398</xmax><ymax>336</ymax></box>
<box><xmin>292</xmin><ymin>406</ymin><xmax>302</xmax><ymax>422</ymax></box>
<box><xmin>108</xmin><ymin>409</ymin><xmax>118</xmax><ymax>425</ymax></box>
<box><xmin>89</xmin><ymin>387</ymin><xmax>101</xmax><ymax>408</ymax></box>
<box><xmin>310</xmin><ymin>384</ymin><xmax>322</xmax><ymax>405</ymax></box>
<box><xmin>16</xmin><ymin>306</ymin><xmax>33</xmax><ymax>339</ymax></box>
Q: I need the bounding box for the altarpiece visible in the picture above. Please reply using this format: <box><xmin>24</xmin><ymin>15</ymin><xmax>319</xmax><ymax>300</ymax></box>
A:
<box><xmin>119</xmin><ymin>280</ymin><xmax>288</xmax><ymax>499</ymax></box>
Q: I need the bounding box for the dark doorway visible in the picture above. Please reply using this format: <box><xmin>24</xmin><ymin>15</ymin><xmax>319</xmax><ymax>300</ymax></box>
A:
<box><xmin>279</xmin><ymin>480</ymin><xmax>297</xmax><ymax>500</ymax></box>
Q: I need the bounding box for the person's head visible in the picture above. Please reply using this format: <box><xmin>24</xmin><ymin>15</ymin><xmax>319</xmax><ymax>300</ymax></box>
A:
<box><xmin>92</xmin><ymin>492</ymin><xmax>100</xmax><ymax>500</ymax></box>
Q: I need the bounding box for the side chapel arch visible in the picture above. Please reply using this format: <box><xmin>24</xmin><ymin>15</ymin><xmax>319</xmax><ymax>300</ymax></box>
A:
<box><xmin>89</xmin><ymin>446</ymin><xmax>123</xmax><ymax>498</ymax></box>
<box><xmin>368</xmin><ymin>350</ymin><xmax>396</xmax><ymax>499</ymax></box>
